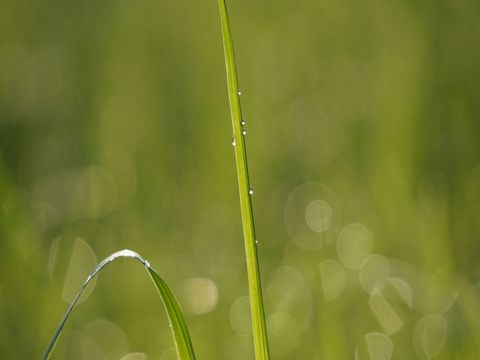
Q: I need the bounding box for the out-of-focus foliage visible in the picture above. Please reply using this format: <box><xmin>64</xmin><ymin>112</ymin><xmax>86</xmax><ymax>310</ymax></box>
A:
<box><xmin>1</xmin><ymin>0</ymin><xmax>479</xmax><ymax>359</ymax></box>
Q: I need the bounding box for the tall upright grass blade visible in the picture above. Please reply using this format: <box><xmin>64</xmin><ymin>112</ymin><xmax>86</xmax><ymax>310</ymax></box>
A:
<box><xmin>217</xmin><ymin>1</ymin><xmax>271</xmax><ymax>359</ymax></box>
<box><xmin>43</xmin><ymin>249</ymin><xmax>196</xmax><ymax>360</ymax></box>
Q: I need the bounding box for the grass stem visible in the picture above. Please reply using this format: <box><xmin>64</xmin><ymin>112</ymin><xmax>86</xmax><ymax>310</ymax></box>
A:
<box><xmin>217</xmin><ymin>1</ymin><xmax>271</xmax><ymax>359</ymax></box>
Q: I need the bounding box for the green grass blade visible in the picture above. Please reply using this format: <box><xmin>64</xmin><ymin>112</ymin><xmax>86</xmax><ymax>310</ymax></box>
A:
<box><xmin>43</xmin><ymin>249</ymin><xmax>196</xmax><ymax>360</ymax></box>
<box><xmin>217</xmin><ymin>1</ymin><xmax>271</xmax><ymax>359</ymax></box>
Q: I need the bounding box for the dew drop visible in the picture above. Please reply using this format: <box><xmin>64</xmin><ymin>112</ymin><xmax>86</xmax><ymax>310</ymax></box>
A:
<box><xmin>238</xmin><ymin>90</ymin><xmax>242</xmax><ymax>96</ymax></box>
<box><xmin>249</xmin><ymin>187</ymin><xmax>254</xmax><ymax>195</ymax></box>
<box><xmin>231</xmin><ymin>137</ymin><xmax>236</xmax><ymax>146</ymax></box>
<box><xmin>242</xmin><ymin>129</ymin><xmax>247</xmax><ymax>136</ymax></box>
<box><xmin>241</xmin><ymin>119</ymin><xmax>246</xmax><ymax>126</ymax></box>
<box><xmin>255</xmin><ymin>239</ymin><xmax>259</xmax><ymax>244</ymax></box>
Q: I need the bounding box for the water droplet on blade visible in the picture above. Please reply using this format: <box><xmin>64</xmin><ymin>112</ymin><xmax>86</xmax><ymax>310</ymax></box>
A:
<box><xmin>231</xmin><ymin>137</ymin><xmax>236</xmax><ymax>146</ymax></box>
<box><xmin>242</xmin><ymin>129</ymin><xmax>247</xmax><ymax>135</ymax></box>
<box><xmin>249</xmin><ymin>187</ymin><xmax>254</xmax><ymax>195</ymax></box>
<box><xmin>237</xmin><ymin>90</ymin><xmax>242</xmax><ymax>96</ymax></box>
<box><xmin>241</xmin><ymin>119</ymin><xmax>246</xmax><ymax>126</ymax></box>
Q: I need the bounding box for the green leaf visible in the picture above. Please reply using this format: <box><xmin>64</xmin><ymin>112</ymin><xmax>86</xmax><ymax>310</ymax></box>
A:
<box><xmin>217</xmin><ymin>1</ymin><xmax>271</xmax><ymax>359</ymax></box>
<box><xmin>43</xmin><ymin>249</ymin><xmax>196</xmax><ymax>360</ymax></box>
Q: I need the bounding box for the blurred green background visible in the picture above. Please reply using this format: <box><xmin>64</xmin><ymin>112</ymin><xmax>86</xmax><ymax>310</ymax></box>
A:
<box><xmin>1</xmin><ymin>0</ymin><xmax>480</xmax><ymax>359</ymax></box>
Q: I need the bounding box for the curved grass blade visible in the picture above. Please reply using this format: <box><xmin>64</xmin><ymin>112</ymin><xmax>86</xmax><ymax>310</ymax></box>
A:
<box><xmin>43</xmin><ymin>249</ymin><xmax>196</xmax><ymax>360</ymax></box>
<box><xmin>217</xmin><ymin>1</ymin><xmax>271</xmax><ymax>359</ymax></box>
